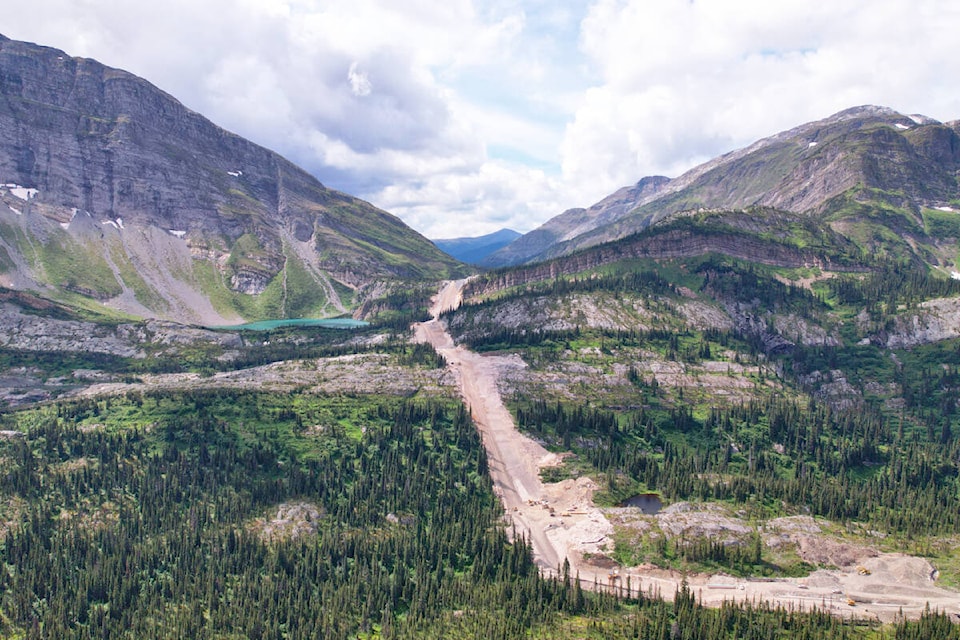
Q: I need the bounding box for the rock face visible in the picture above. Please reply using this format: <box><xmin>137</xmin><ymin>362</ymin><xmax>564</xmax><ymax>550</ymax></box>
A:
<box><xmin>0</xmin><ymin>300</ymin><xmax>242</xmax><ymax>358</ymax></box>
<box><xmin>0</xmin><ymin>303</ymin><xmax>145</xmax><ymax>358</ymax></box>
<box><xmin>490</xmin><ymin>106</ymin><xmax>960</xmax><ymax>266</ymax></box>
<box><xmin>0</xmin><ymin>35</ymin><xmax>463</xmax><ymax>324</ymax></box>
<box><xmin>882</xmin><ymin>297</ymin><xmax>960</xmax><ymax>348</ymax></box>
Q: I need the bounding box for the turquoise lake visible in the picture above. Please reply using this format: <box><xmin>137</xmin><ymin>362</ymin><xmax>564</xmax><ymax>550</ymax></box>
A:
<box><xmin>212</xmin><ymin>318</ymin><xmax>370</xmax><ymax>331</ymax></box>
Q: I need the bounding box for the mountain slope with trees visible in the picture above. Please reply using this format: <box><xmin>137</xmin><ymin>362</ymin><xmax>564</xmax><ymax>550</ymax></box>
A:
<box><xmin>442</xmin><ymin>212</ymin><xmax>960</xmax><ymax>601</ymax></box>
<box><xmin>1</xmin><ymin>33</ymin><xmax>959</xmax><ymax>638</ymax></box>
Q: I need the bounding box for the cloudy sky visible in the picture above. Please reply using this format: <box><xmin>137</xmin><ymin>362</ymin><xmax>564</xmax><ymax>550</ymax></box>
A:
<box><xmin>4</xmin><ymin>0</ymin><xmax>960</xmax><ymax>238</ymax></box>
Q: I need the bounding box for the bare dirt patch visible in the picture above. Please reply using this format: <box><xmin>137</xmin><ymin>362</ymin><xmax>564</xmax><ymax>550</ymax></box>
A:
<box><xmin>794</xmin><ymin>535</ymin><xmax>878</xmax><ymax>568</ymax></box>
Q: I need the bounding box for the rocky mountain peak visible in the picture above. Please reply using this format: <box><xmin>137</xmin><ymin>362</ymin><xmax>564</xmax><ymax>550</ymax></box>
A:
<box><xmin>0</xmin><ymin>35</ymin><xmax>463</xmax><ymax>324</ymax></box>
<box><xmin>491</xmin><ymin>106</ymin><xmax>960</xmax><ymax>266</ymax></box>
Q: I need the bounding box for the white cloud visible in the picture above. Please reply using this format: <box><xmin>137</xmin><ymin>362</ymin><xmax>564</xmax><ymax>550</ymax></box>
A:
<box><xmin>347</xmin><ymin>62</ymin><xmax>373</xmax><ymax>97</ymax></box>
<box><xmin>375</xmin><ymin>160</ymin><xmax>563</xmax><ymax>239</ymax></box>
<box><xmin>562</xmin><ymin>0</ymin><xmax>960</xmax><ymax>206</ymax></box>
<box><xmin>2</xmin><ymin>0</ymin><xmax>960</xmax><ymax>238</ymax></box>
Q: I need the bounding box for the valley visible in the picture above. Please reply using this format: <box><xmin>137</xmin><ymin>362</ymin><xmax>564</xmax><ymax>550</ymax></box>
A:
<box><xmin>4</xmin><ymin>268</ymin><xmax>958</xmax><ymax>635</ymax></box>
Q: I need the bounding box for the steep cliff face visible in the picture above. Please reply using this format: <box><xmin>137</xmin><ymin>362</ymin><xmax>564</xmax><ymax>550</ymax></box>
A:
<box><xmin>494</xmin><ymin>106</ymin><xmax>960</xmax><ymax>267</ymax></box>
<box><xmin>0</xmin><ymin>35</ymin><xmax>463</xmax><ymax>324</ymax></box>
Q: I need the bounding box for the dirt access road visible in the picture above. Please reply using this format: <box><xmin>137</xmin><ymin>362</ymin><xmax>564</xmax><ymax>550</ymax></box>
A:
<box><xmin>414</xmin><ymin>279</ymin><xmax>571</xmax><ymax>572</ymax></box>
<box><xmin>413</xmin><ymin>279</ymin><xmax>960</xmax><ymax>623</ymax></box>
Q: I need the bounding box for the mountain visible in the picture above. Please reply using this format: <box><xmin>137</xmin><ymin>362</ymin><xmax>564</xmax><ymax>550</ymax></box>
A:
<box><xmin>0</xmin><ymin>35</ymin><xmax>464</xmax><ymax>325</ymax></box>
<box><xmin>481</xmin><ymin>176</ymin><xmax>670</xmax><ymax>267</ymax></box>
<box><xmin>432</xmin><ymin>228</ymin><xmax>520</xmax><ymax>264</ymax></box>
<box><xmin>486</xmin><ymin>106</ymin><xmax>960</xmax><ymax>267</ymax></box>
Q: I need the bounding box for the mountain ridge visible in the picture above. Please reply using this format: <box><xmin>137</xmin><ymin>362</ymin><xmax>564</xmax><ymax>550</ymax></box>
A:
<box><xmin>480</xmin><ymin>176</ymin><xmax>670</xmax><ymax>267</ymax></box>
<box><xmin>0</xmin><ymin>34</ymin><xmax>464</xmax><ymax>324</ymax></box>
<box><xmin>485</xmin><ymin>106</ymin><xmax>960</xmax><ymax>268</ymax></box>
<box><xmin>432</xmin><ymin>228</ymin><xmax>521</xmax><ymax>264</ymax></box>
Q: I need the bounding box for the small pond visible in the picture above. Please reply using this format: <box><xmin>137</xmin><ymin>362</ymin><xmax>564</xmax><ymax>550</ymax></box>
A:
<box><xmin>212</xmin><ymin>318</ymin><xmax>370</xmax><ymax>331</ymax></box>
<box><xmin>620</xmin><ymin>493</ymin><xmax>663</xmax><ymax>515</ymax></box>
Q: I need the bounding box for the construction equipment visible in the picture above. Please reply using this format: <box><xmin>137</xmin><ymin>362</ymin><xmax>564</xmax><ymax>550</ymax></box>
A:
<box><xmin>856</xmin><ymin>566</ymin><xmax>871</xmax><ymax>575</ymax></box>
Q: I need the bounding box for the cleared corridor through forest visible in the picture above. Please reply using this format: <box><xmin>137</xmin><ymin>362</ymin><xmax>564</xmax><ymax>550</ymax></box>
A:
<box><xmin>412</xmin><ymin>279</ymin><xmax>960</xmax><ymax>623</ymax></box>
<box><xmin>413</xmin><ymin>279</ymin><xmax>563</xmax><ymax>573</ymax></box>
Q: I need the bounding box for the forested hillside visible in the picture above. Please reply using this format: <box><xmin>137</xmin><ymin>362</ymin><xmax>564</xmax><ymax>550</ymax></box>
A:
<box><xmin>1</xmin><ymin>388</ymin><xmax>958</xmax><ymax>638</ymax></box>
<box><xmin>444</xmin><ymin>238</ymin><xmax>960</xmax><ymax>594</ymax></box>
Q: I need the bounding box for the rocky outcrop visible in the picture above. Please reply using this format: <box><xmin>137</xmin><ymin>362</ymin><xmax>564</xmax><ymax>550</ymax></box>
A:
<box><xmin>446</xmin><ymin>292</ymin><xmax>657</xmax><ymax>343</ymax></box>
<box><xmin>881</xmin><ymin>297</ymin><xmax>960</xmax><ymax>348</ymax></box>
<box><xmin>0</xmin><ymin>303</ymin><xmax>146</xmax><ymax>357</ymax></box>
<box><xmin>0</xmin><ymin>302</ymin><xmax>242</xmax><ymax>357</ymax></box>
<box><xmin>250</xmin><ymin>502</ymin><xmax>323</xmax><ymax>542</ymax></box>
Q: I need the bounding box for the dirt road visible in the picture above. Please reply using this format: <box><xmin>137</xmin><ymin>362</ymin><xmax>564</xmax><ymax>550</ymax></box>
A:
<box><xmin>413</xmin><ymin>279</ymin><xmax>960</xmax><ymax>622</ymax></box>
<box><xmin>414</xmin><ymin>279</ymin><xmax>568</xmax><ymax>571</ymax></box>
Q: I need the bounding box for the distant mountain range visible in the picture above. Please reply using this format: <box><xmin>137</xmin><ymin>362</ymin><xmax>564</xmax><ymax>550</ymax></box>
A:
<box><xmin>0</xmin><ymin>34</ymin><xmax>464</xmax><ymax>325</ymax></box>
<box><xmin>432</xmin><ymin>229</ymin><xmax>520</xmax><ymax>264</ymax></box>
<box><xmin>484</xmin><ymin>106</ymin><xmax>960</xmax><ymax>270</ymax></box>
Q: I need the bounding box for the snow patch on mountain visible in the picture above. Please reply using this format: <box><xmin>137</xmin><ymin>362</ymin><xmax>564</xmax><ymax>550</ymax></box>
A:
<box><xmin>3</xmin><ymin>184</ymin><xmax>38</xmax><ymax>200</ymax></box>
